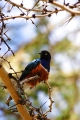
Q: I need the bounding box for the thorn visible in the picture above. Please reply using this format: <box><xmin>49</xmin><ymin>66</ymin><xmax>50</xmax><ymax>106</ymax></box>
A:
<box><xmin>64</xmin><ymin>0</ymin><xmax>65</xmax><ymax>5</ymax></box>
<box><xmin>48</xmin><ymin>14</ymin><xmax>51</xmax><ymax>17</ymax></box>
<box><xmin>52</xmin><ymin>100</ymin><xmax>54</xmax><ymax>103</ymax></box>
<box><xmin>0</xmin><ymin>65</ymin><xmax>2</xmax><ymax>68</ymax></box>
<box><xmin>0</xmin><ymin>85</ymin><xmax>7</xmax><ymax>90</ymax></box>
<box><xmin>12</xmin><ymin>17</ymin><xmax>15</xmax><ymax>19</ymax></box>
<box><xmin>49</xmin><ymin>0</ymin><xmax>53</xmax><ymax>3</ymax></box>
<box><xmin>55</xmin><ymin>8</ymin><xmax>58</xmax><ymax>15</ymax></box>
<box><xmin>8</xmin><ymin>73</ymin><xmax>12</xmax><ymax>78</ymax></box>
<box><xmin>32</xmin><ymin>14</ymin><xmax>36</xmax><ymax>18</ymax></box>
<box><xmin>6</xmin><ymin>96</ymin><xmax>12</xmax><ymax>106</ymax></box>
<box><xmin>20</xmin><ymin>13</ymin><xmax>25</xmax><ymax>16</ymax></box>
<box><xmin>21</xmin><ymin>3</ymin><xmax>23</xmax><ymax>6</ymax></box>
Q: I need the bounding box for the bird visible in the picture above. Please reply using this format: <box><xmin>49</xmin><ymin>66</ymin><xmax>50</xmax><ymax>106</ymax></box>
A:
<box><xmin>19</xmin><ymin>50</ymin><xmax>51</xmax><ymax>88</ymax></box>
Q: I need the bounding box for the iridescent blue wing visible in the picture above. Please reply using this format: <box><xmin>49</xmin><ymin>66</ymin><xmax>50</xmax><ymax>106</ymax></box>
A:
<box><xmin>20</xmin><ymin>59</ymin><xmax>41</xmax><ymax>81</ymax></box>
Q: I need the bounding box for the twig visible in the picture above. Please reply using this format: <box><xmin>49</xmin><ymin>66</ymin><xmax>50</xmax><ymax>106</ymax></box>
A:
<box><xmin>6</xmin><ymin>0</ymin><xmax>51</xmax><ymax>13</ymax></box>
<box><xmin>0</xmin><ymin>9</ymin><xmax>63</xmax><ymax>21</ymax></box>
<box><xmin>0</xmin><ymin>57</ymin><xmax>19</xmax><ymax>79</ymax></box>
<box><xmin>44</xmin><ymin>81</ymin><xmax>54</xmax><ymax>114</ymax></box>
<box><xmin>20</xmin><ymin>75</ymin><xmax>40</xmax><ymax>85</ymax></box>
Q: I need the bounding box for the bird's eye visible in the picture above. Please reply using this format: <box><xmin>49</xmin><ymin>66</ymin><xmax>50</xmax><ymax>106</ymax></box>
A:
<box><xmin>45</xmin><ymin>53</ymin><xmax>47</xmax><ymax>55</ymax></box>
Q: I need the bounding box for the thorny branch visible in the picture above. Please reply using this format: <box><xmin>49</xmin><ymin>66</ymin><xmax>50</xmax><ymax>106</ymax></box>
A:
<box><xmin>0</xmin><ymin>0</ymin><xmax>80</xmax><ymax>21</ymax></box>
<box><xmin>44</xmin><ymin>81</ymin><xmax>54</xmax><ymax>114</ymax></box>
<box><xmin>5</xmin><ymin>74</ymin><xmax>53</xmax><ymax>120</ymax></box>
<box><xmin>0</xmin><ymin>0</ymin><xmax>80</xmax><ymax>55</ymax></box>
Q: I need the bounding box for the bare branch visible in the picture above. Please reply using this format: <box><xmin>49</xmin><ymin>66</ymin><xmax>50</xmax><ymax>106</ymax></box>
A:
<box><xmin>44</xmin><ymin>81</ymin><xmax>54</xmax><ymax>114</ymax></box>
<box><xmin>20</xmin><ymin>75</ymin><xmax>40</xmax><ymax>85</ymax></box>
<box><xmin>48</xmin><ymin>0</ymin><xmax>80</xmax><ymax>15</ymax></box>
<box><xmin>0</xmin><ymin>64</ymin><xmax>32</xmax><ymax>120</ymax></box>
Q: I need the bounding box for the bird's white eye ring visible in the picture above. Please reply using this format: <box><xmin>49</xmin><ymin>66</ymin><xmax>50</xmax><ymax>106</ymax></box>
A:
<box><xmin>45</xmin><ymin>53</ymin><xmax>47</xmax><ymax>55</ymax></box>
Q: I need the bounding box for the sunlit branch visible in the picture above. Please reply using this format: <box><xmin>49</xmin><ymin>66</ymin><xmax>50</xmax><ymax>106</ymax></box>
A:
<box><xmin>0</xmin><ymin>64</ymin><xmax>32</xmax><ymax>120</ymax></box>
<box><xmin>0</xmin><ymin>9</ymin><xmax>63</xmax><ymax>21</ymax></box>
<box><xmin>48</xmin><ymin>0</ymin><xmax>80</xmax><ymax>15</ymax></box>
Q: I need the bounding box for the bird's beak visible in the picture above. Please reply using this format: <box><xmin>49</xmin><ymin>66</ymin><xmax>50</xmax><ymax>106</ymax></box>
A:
<box><xmin>39</xmin><ymin>52</ymin><xmax>41</xmax><ymax>54</ymax></box>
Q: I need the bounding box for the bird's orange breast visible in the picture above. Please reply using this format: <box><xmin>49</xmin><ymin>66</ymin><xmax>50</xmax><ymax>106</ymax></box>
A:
<box><xmin>24</xmin><ymin>63</ymin><xmax>49</xmax><ymax>87</ymax></box>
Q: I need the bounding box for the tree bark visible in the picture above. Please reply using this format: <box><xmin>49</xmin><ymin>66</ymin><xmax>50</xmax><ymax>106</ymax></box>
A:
<box><xmin>0</xmin><ymin>64</ymin><xmax>32</xmax><ymax>120</ymax></box>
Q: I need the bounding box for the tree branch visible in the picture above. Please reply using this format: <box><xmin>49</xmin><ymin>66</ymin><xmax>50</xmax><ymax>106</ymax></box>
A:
<box><xmin>0</xmin><ymin>9</ymin><xmax>62</xmax><ymax>21</ymax></box>
<box><xmin>0</xmin><ymin>64</ymin><xmax>32</xmax><ymax>120</ymax></box>
<box><xmin>48</xmin><ymin>0</ymin><xmax>80</xmax><ymax>15</ymax></box>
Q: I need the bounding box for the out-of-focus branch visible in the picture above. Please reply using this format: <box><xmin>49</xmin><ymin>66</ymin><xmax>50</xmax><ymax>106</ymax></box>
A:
<box><xmin>44</xmin><ymin>81</ymin><xmax>54</xmax><ymax>114</ymax></box>
<box><xmin>20</xmin><ymin>75</ymin><xmax>41</xmax><ymax>85</ymax></box>
<box><xmin>49</xmin><ymin>0</ymin><xmax>80</xmax><ymax>15</ymax></box>
<box><xmin>0</xmin><ymin>9</ymin><xmax>62</xmax><ymax>21</ymax></box>
<box><xmin>6</xmin><ymin>0</ymin><xmax>43</xmax><ymax>12</ymax></box>
<box><xmin>0</xmin><ymin>64</ymin><xmax>32</xmax><ymax>120</ymax></box>
<box><xmin>43</xmin><ymin>0</ymin><xmax>80</xmax><ymax>15</ymax></box>
<box><xmin>6</xmin><ymin>0</ymin><xmax>80</xmax><ymax>16</ymax></box>
<box><xmin>0</xmin><ymin>0</ymin><xmax>80</xmax><ymax>22</ymax></box>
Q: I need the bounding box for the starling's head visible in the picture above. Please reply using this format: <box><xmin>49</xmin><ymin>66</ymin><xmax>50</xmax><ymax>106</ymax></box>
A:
<box><xmin>39</xmin><ymin>50</ymin><xmax>51</xmax><ymax>61</ymax></box>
